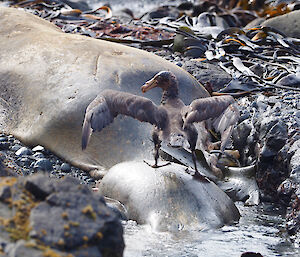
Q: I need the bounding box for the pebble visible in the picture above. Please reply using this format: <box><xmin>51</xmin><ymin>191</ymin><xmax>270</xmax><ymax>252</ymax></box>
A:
<box><xmin>0</xmin><ymin>142</ymin><xmax>10</xmax><ymax>150</ymax></box>
<box><xmin>0</xmin><ymin>137</ymin><xmax>7</xmax><ymax>142</ymax></box>
<box><xmin>60</xmin><ymin>162</ymin><xmax>71</xmax><ymax>172</ymax></box>
<box><xmin>10</xmin><ymin>144</ymin><xmax>22</xmax><ymax>152</ymax></box>
<box><xmin>32</xmin><ymin>145</ymin><xmax>45</xmax><ymax>152</ymax></box>
<box><xmin>15</xmin><ymin>147</ymin><xmax>32</xmax><ymax>157</ymax></box>
<box><xmin>33</xmin><ymin>158</ymin><xmax>53</xmax><ymax>172</ymax></box>
<box><xmin>32</xmin><ymin>152</ymin><xmax>45</xmax><ymax>159</ymax></box>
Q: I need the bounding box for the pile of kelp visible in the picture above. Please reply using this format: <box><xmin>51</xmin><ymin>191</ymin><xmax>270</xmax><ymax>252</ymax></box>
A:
<box><xmin>5</xmin><ymin>0</ymin><xmax>300</xmax><ymax>94</ymax></box>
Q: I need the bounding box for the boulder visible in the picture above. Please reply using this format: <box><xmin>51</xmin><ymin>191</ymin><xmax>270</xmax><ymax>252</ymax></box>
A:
<box><xmin>0</xmin><ymin>174</ymin><xmax>124</xmax><ymax>257</ymax></box>
<box><xmin>261</xmin><ymin>10</ymin><xmax>300</xmax><ymax>38</ymax></box>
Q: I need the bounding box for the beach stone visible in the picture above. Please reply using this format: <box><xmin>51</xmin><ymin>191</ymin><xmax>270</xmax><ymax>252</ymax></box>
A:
<box><xmin>182</xmin><ymin>61</ymin><xmax>231</xmax><ymax>91</ymax></box>
<box><xmin>261</xmin><ymin>10</ymin><xmax>300</xmax><ymax>38</ymax></box>
<box><xmin>30</xmin><ymin>181</ymin><xmax>124</xmax><ymax>256</ymax></box>
<box><xmin>0</xmin><ymin>7</ymin><xmax>209</xmax><ymax>172</ymax></box>
<box><xmin>0</xmin><ymin>174</ymin><xmax>124</xmax><ymax>256</ymax></box>
<box><xmin>32</xmin><ymin>145</ymin><xmax>45</xmax><ymax>153</ymax></box>
<box><xmin>32</xmin><ymin>152</ymin><xmax>45</xmax><ymax>159</ymax></box>
<box><xmin>60</xmin><ymin>163</ymin><xmax>71</xmax><ymax>172</ymax></box>
<box><xmin>0</xmin><ymin>142</ymin><xmax>10</xmax><ymax>150</ymax></box>
<box><xmin>15</xmin><ymin>147</ymin><xmax>32</xmax><ymax>157</ymax></box>
<box><xmin>33</xmin><ymin>159</ymin><xmax>53</xmax><ymax>172</ymax></box>
<box><xmin>99</xmin><ymin>161</ymin><xmax>240</xmax><ymax>231</ymax></box>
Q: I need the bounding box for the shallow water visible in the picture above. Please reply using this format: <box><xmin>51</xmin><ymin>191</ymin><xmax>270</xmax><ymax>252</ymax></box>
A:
<box><xmin>123</xmin><ymin>202</ymin><xmax>299</xmax><ymax>256</ymax></box>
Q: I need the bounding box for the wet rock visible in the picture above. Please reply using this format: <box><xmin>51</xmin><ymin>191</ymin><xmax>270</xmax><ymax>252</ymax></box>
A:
<box><xmin>60</xmin><ymin>163</ymin><xmax>71</xmax><ymax>172</ymax></box>
<box><xmin>260</xmin><ymin>121</ymin><xmax>288</xmax><ymax>159</ymax></box>
<box><xmin>24</xmin><ymin>174</ymin><xmax>55</xmax><ymax>200</ymax></box>
<box><xmin>290</xmin><ymin>148</ymin><xmax>300</xmax><ymax>183</ymax></box>
<box><xmin>0</xmin><ymin>136</ymin><xmax>7</xmax><ymax>142</ymax></box>
<box><xmin>0</xmin><ymin>174</ymin><xmax>124</xmax><ymax>256</ymax></box>
<box><xmin>5</xmin><ymin>240</ymin><xmax>45</xmax><ymax>257</ymax></box>
<box><xmin>0</xmin><ymin>186</ymin><xmax>11</xmax><ymax>202</ymax></box>
<box><xmin>261</xmin><ymin>10</ymin><xmax>300</xmax><ymax>38</ymax></box>
<box><xmin>32</xmin><ymin>152</ymin><xmax>44</xmax><ymax>159</ymax></box>
<box><xmin>182</xmin><ymin>61</ymin><xmax>231</xmax><ymax>91</ymax></box>
<box><xmin>0</xmin><ymin>142</ymin><xmax>10</xmax><ymax>150</ymax></box>
<box><xmin>15</xmin><ymin>147</ymin><xmax>32</xmax><ymax>157</ymax></box>
<box><xmin>30</xmin><ymin>177</ymin><xmax>124</xmax><ymax>256</ymax></box>
<box><xmin>33</xmin><ymin>159</ymin><xmax>53</xmax><ymax>172</ymax></box>
<box><xmin>32</xmin><ymin>145</ymin><xmax>45</xmax><ymax>153</ymax></box>
<box><xmin>10</xmin><ymin>144</ymin><xmax>21</xmax><ymax>152</ymax></box>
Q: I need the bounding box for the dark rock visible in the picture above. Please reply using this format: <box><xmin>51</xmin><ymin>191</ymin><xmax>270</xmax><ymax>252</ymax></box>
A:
<box><xmin>24</xmin><ymin>174</ymin><xmax>55</xmax><ymax>200</ymax></box>
<box><xmin>33</xmin><ymin>159</ymin><xmax>53</xmax><ymax>172</ymax></box>
<box><xmin>182</xmin><ymin>61</ymin><xmax>231</xmax><ymax>91</ymax></box>
<box><xmin>30</xmin><ymin>178</ymin><xmax>124</xmax><ymax>256</ymax></box>
<box><xmin>32</xmin><ymin>152</ymin><xmax>45</xmax><ymax>159</ymax></box>
<box><xmin>261</xmin><ymin>10</ymin><xmax>300</xmax><ymax>38</ymax></box>
<box><xmin>32</xmin><ymin>145</ymin><xmax>45</xmax><ymax>153</ymax></box>
<box><xmin>0</xmin><ymin>186</ymin><xmax>11</xmax><ymax>202</ymax></box>
<box><xmin>0</xmin><ymin>142</ymin><xmax>10</xmax><ymax>150</ymax></box>
<box><xmin>60</xmin><ymin>163</ymin><xmax>71</xmax><ymax>172</ymax></box>
<box><xmin>10</xmin><ymin>144</ymin><xmax>21</xmax><ymax>152</ymax></box>
<box><xmin>0</xmin><ymin>136</ymin><xmax>8</xmax><ymax>142</ymax></box>
<box><xmin>4</xmin><ymin>239</ymin><xmax>67</xmax><ymax>257</ymax></box>
<box><xmin>15</xmin><ymin>147</ymin><xmax>32</xmax><ymax>157</ymax></box>
<box><xmin>70</xmin><ymin>246</ymin><xmax>102</xmax><ymax>257</ymax></box>
<box><xmin>18</xmin><ymin>157</ymin><xmax>32</xmax><ymax>167</ymax></box>
<box><xmin>5</xmin><ymin>240</ymin><xmax>43</xmax><ymax>257</ymax></box>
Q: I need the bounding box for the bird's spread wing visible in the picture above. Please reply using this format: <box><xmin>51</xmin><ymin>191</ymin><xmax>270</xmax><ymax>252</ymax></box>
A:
<box><xmin>82</xmin><ymin>89</ymin><xmax>169</xmax><ymax>150</ymax></box>
<box><xmin>212</xmin><ymin>102</ymin><xmax>240</xmax><ymax>151</ymax></box>
<box><xmin>182</xmin><ymin>95</ymin><xmax>235</xmax><ymax>125</ymax></box>
<box><xmin>82</xmin><ymin>94</ymin><xmax>113</xmax><ymax>150</ymax></box>
<box><xmin>182</xmin><ymin>95</ymin><xmax>239</xmax><ymax>152</ymax></box>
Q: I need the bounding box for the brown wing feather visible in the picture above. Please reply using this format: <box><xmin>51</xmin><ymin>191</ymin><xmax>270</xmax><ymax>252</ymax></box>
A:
<box><xmin>82</xmin><ymin>89</ymin><xmax>169</xmax><ymax>150</ymax></box>
<box><xmin>212</xmin><ymin>102</ymin><xmax>240</xmax><ymax>151</ymax></box>
<box><xmin>182</xmin><ymin>95</ymin><xmax>235</xmax><ymax>126</ymax></box>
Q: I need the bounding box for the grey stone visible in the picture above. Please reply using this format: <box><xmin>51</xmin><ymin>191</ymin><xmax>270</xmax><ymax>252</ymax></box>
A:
<box><xmin>32</xmin><ymin>145</ymin><xmax>45</xmax><ymax>153</ymax></box>
<box><xmin>60</xmin><ymin>163</ymin><xmax>71</xmax><ymax>172</ymax></box>
<box><xmin>33</xmin><ymin>159</ymin><xmax>53</xmax><ymax>172</ymax></box>
<box><xmin>10</xmin><ymin>145</ymin><xmax>21</xmax><ymax>152</ymax></box>
<box><xmin>24</xmin><ymin>174</ymin><xmax>55</xmax><ymax>200</ymax></box>
<box><xmin>182</xmin><ymin>61</ymin><xmax>231</xmax><ymax>91</ymax></box>
<box><xmin>5</xmin><ymin>240</ymin><xmax>43</xmax><ymax>257</ymax></box>
<box><xmin>261</xmin><ymin>10</ymin><xmax>300</xmax><ymax>38</ymax></box>
<box><xmin>30</xmin><ymin>181</ymin><xmax>124</xmax><ymax>256</ymax></box>
<box><xmin>0</xmin><ymin>142</ymin><xmax>10</xmax><ymax>150</ymax></box>
<box><xmin>0</xmin><ymin>186</ymin><xmax>11</xmax><ymax>202</ymax></box>
<box><xmin>32</xmin><ymin>152</ymin><xmax>45</xmax><ymax>159</ymax></box>
<box><xmin>15</xmin><ymin>147</ymin><xmax>32</xmax><ymax>157</ymax></box>
<box><xmin>0</xmin><ymin>137</ymin><xmax>7</xmax><ymax>142</ymax></box>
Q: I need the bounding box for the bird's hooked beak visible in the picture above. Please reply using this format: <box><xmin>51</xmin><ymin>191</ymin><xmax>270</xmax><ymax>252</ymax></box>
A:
<box><xmin>141</xmin><ymin>76</ymin><xmax>158</xmax><ymax>93</ymax></box>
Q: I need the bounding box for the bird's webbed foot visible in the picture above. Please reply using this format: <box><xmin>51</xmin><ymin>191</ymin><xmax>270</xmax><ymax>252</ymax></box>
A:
<box><xmin>143</xmin><ymin>160</ymin><xmax>171</xmax><ymax>168</ymax></box>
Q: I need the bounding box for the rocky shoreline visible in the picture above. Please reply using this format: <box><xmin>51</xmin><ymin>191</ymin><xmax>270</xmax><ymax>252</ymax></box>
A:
<box><xmin>0</xmin><ymin>0</ymin><xmax>300</xmax><ymax>254</ymax></box>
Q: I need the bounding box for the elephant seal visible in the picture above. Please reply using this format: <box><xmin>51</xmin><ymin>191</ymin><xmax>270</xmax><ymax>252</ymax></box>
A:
<box><xmin>0</xmin><ymin>7</ymin><xmax>209</xmax><ymax>171</ymax></box>
<box><xmin>99</xmin><ymin>161</ymin><xmax>240</xmax><ymax>231</ymax></box>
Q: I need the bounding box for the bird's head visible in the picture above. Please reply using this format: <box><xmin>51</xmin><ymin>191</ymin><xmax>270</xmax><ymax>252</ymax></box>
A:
<box><xmin>141</xmin><ymin>71</ymin><xmax>177</xmax><ymax>93</ymax></box>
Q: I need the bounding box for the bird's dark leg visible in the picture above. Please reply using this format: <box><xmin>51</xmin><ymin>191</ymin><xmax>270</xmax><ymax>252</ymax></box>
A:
<box><xmin>191</xmin><ymin>149</ymin><xmax>209</xmax><ymax>182</ymax></box>
<box><xmin>186</xmin><ymin>124</ymin><xmax>209</xmax><ymax>182</ymax></box>
<box><xmin>144</xmin><ymin>130</ymin><xmax>171</xmax><ymax>168</ymax></box>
